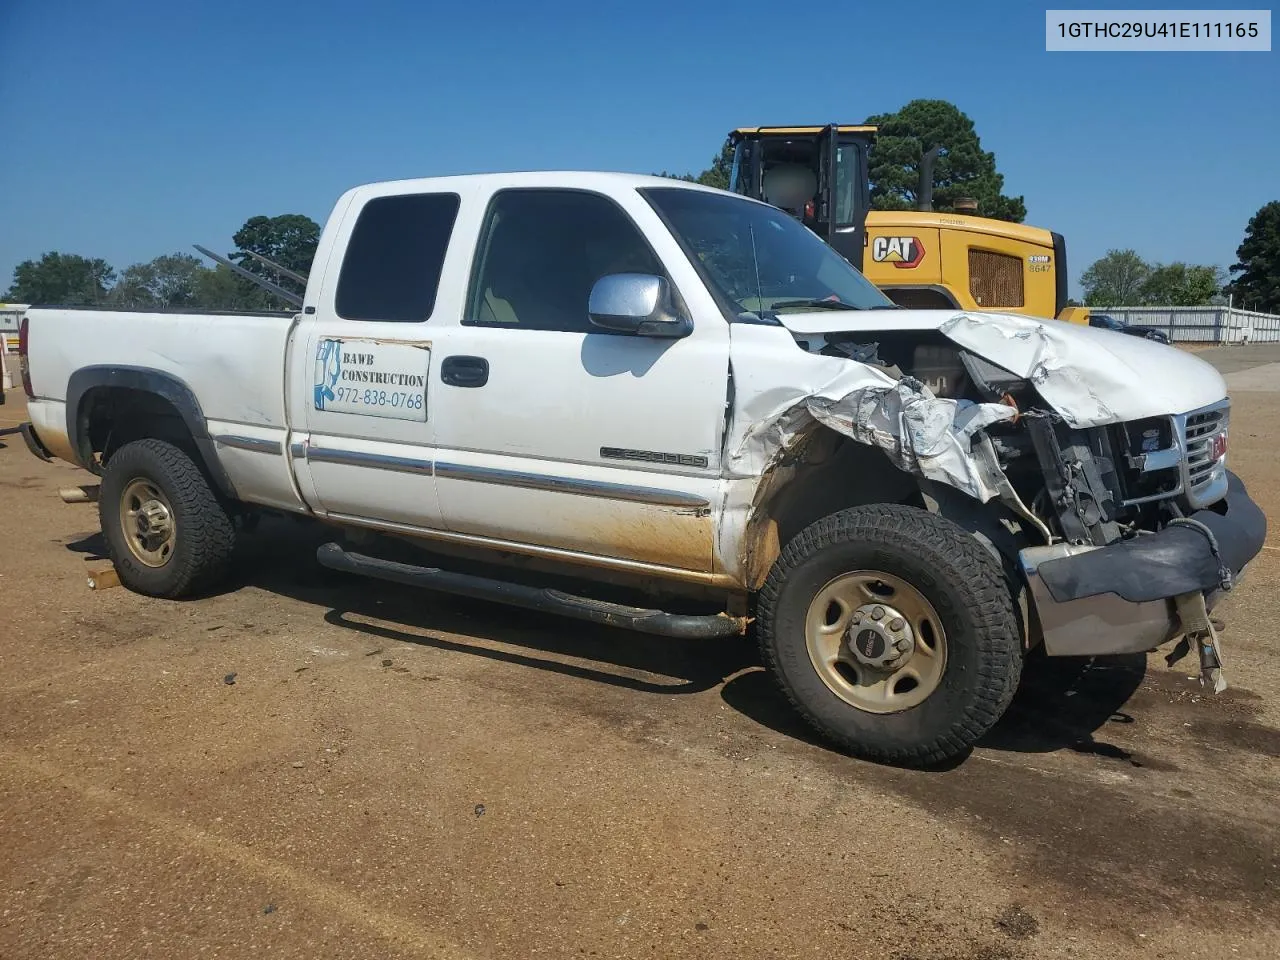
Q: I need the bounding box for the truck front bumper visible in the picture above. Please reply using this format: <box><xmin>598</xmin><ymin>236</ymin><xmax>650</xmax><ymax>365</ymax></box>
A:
<box><xmin>1020</xmin><ymin>471</ymin><xmax>1267</xmax><ymax>657</ymax></box>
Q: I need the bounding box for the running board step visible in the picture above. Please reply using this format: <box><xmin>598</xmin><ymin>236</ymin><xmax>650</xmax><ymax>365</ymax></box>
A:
<box><xmin>315</xmin><ymin>542</ymin><xmax>747</xmax><ymax>639</ymax></box>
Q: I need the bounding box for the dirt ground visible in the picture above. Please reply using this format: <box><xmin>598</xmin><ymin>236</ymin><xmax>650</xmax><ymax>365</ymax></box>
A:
<box><xmin>1</xmin><ymin>347</ymin><xmax>1278</xmax><ymax>960</ymax></box>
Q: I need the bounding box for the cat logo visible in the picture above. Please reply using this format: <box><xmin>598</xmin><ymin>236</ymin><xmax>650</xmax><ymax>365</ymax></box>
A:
<box><xmin>870</xmin><ymin>235</ymin><xmax>925</xmax><ymax>269</ymax></box>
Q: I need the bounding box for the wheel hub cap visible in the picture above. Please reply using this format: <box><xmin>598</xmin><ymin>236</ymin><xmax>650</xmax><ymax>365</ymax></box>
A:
<box><xmin>119</xmin><ymin>479</ymin><xmax>177</xmax><ymax>568</ymax></box>
<box><xmin>136</xmin><ymin>500</ymin><xmax>172</xmax><ymax>537</ymax></box>
<box><xmin>847</xmin><ymin>604</ymin><xmax>914</xmax><ymax>670</ymax></box>
<box><xmin>803</xmin><ymin>570</ymin><xmax>948</xmax><ymax>714</ymax></box>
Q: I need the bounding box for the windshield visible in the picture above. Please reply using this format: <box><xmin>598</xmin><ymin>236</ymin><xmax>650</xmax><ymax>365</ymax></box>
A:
<box><xmin>640</xmin><ymin>187</ymin><xmax>895</xmax><ymax>319</ymax></box>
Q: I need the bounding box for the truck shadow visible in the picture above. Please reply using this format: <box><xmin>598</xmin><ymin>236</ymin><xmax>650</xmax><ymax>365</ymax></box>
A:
<box><xmin>717</xmin><ymin>652</ymin><xmax>1148</xmax><ymax>766</ymax></box>
<box><xmin>231</xmin><ymin>520</ymin><xmax>755</xmax><ymax>697</ymax></box>
<box><xmin>64</xmin><ymin>517</ymin><xmax>1149</xmax><ymax>765</ymax></box>
<box><xmin>981</xmin><ymin>653</ymin><xmax>1148</xmax><ymax>756</ymax></box>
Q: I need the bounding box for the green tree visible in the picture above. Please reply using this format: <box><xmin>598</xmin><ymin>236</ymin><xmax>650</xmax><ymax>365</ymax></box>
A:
<box><xmin>1226</xmin><ymin>201</ymin><xmax>1280</xmax><ymax>313</ymax></box>
<box><xmin>109</xmin><ymin>263</ymin><xmax>158</xmax><ymax>309</ymax></box>
<box><xmin>193</xmin><ymin>264</ymin><xmax>275</xmax><ymax>311</ymax></box>
<box><xmin>1081</xmin><ymin>249</ymin><xmax>1152</xmax><ymax>306</ymax></box>
<box><xmin>654</xmin><ymin>169</ymin><xmax>699</xmax><ymax>183</ymax></box>
<box><xmin>232</xmin><ymin>214</ymin><xmax>319</xmax><ymax>276</ymax></box>
<box><xmin>1140</xmin><ymin>262</ymin><xmax>1223</xmax><ymax>306</ymax></box>
<box><xmin>864</xmin><ymin>100</ymin><xmax>1026</xmax><ymax>222</ymax></box>
<box><xmin>111</xmin><ymin>253</ymin><xmax>206</xmax><ymax>309</ymax></box>
<box><xmin>6</xmin><ymin>252</ymin><xmax>116</xmax><ymax>305</ymax></box>
<box><xmin>657</xmin><ymin>138</ymin><xmax>735</xmax><ymax>190</ymax></box>
<box><xmin>226</xmin><ymin>213</ymin><xmax>318</xmax><ymax>310</ymax></box>
<box><xmin>693</xmin><ymin>139</ymin><xmax>734</xmax><ymax>190</ymax></box>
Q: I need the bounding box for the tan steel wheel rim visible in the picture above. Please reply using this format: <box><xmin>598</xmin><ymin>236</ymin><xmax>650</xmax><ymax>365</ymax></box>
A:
<box><xmin>804</xmin><ymin>570</ymin><xmax>947</xmax><ymax>714</ymax></box>
<box><xmin>119</xmin><ymin>478</ymin><xmax>176</xmax><ymax>568</ymax></box>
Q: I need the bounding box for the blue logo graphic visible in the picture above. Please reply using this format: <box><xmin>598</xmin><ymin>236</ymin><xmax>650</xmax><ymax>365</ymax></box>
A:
<box><xmin>314</xmin><ymin>339</ymin><xmax>342</xmax><ymax>410</ymax></box>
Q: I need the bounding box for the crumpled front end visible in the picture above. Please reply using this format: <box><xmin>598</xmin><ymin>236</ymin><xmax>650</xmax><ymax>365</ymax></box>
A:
<box><xmin>723</xmin><ymin>310</ymin><xmax>1267</xmax><ymax>685</ymax></box>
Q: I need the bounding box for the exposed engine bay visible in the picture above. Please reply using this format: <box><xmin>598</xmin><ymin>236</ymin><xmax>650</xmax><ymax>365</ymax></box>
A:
<box><xmin>787</xmin><ymin>327</ymin><xmax>1230</xmax><ymax>550</ymax></box>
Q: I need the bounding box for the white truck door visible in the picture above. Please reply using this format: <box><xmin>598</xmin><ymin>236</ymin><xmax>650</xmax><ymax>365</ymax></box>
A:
<box><xmin>287</xmin><ymin>189</ymin><xmax>467</xmax><ymax>529</ymax></box>
<box><xmin>428</xmin><ymin>186</ymin><xmax>729</xmax><ymax>573</ymax></box>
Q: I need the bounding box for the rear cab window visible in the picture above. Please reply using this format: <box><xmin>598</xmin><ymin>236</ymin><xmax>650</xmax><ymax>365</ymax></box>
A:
<box><xmin>335</xmin><ymin>193</ymin><xmax>461</xmax><ymax>322</ymax></box>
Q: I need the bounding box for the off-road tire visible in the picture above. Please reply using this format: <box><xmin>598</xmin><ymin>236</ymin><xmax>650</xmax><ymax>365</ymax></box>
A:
<box><xmin>99</xmin><ymin>438</ymin><xmax>236</xmax><ymax>598</ymax></box>
<box><xmin>756</xmin><ymin>504</ymin><xmax>1022</xmax><ymax>767</ymax></box>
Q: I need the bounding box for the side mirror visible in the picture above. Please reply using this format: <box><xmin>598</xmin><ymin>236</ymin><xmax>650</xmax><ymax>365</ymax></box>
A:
<box><xmin>588</xmin><ymin>273</ymin><xmax>691</xmax><ymax>339</ymax></box>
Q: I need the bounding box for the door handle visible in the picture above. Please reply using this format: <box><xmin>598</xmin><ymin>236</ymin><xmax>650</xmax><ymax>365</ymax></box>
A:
<box><xmin>441</xmin><ymin>355</ymin><xmax>489</xmax><ymax>388</ymax></box>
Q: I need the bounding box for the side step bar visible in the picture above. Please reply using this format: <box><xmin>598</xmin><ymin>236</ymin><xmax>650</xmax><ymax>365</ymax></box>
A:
<box><xmin>315</xmin><ymin>542</ymin><xmax>747</xmax><ymax>640</ymax></box>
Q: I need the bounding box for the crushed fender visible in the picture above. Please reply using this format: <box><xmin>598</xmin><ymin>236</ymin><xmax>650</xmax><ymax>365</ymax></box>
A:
<box><xmin>805</xmin><ymin>378</ymin><xmax>1017</xmax><ymax>503</ymax></box>
<box><xmin>727</xmin><ymin>369</ymin><xmax>1017</xmax><ymax>504</ymax></box>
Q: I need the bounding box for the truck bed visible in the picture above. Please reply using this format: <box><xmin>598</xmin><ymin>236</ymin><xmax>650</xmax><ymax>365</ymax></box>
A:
<box><xmin>24</xmin><ymin>306</ymin><xmax>298</xmax><ymax>479</ymax></box>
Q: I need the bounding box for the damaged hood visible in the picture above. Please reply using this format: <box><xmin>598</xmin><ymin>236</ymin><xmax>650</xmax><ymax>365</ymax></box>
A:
<box><xmin>777</xmin><ymin>309</ymin><xmax>1227</xmax><ymax>428</ymax></box>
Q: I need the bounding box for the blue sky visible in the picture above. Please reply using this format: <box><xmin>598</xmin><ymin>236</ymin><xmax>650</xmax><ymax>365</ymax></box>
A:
<box><xmin>1</xmin><ymin>0</ymin><xmax>1275</xmax><ymax>298</ymax></box>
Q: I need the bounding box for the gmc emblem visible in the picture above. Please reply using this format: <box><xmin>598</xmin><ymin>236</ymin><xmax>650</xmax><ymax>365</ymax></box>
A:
<box><xmin>1210</xmin><ymin>432</ymin><xmax>1228</xmax><ymax>461</ymax></box>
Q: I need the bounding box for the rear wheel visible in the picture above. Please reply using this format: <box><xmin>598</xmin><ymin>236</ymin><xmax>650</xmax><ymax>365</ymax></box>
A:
<box><xmin>756</xmin><ymin>504</ymin><xmax>1021</xmax><ymax>767</ymax></box>
<box><xmin>99</xmin><ymin>438</ymin><xmax>236</xmax><ymax>598</ymax></box>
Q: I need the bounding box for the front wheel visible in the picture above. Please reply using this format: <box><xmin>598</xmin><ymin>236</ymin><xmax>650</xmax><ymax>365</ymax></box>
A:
<box><xmin>99</xmin><ymin>438</ymin><xmax>237</xmax><ymax>598</ymax></box>
<box><xmin>756</xmin><ymin>504</ymin><xmax>1022</xmax><ymax>767</ymax></box>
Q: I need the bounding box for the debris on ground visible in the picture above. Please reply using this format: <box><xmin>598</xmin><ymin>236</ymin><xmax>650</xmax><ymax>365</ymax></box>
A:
<box><xmin>994</xmin><ymin>904</ymin><xmax>1040</xmax><ymax>940</ymax></box>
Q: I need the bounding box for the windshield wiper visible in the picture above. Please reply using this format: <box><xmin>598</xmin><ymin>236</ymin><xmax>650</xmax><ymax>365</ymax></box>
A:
<box><xmin>769</xmin><ymin>298</ymin><xmax>865</xmax><ymax>311</ymax></box>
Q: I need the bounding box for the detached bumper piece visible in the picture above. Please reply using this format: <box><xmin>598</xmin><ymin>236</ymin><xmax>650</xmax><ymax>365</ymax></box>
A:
<box><xmin>20</xmin><ymin>422</ymin><xmax>54</xmax><ymax>462</ymax></box>
<box><xmin>315</xmin><ymin>542</ymin><xmax>747</xmax><ymax>640</ymax></box>
<box><xmin>1021</xmin><ymin>471</ymin><xmax>1266</xmax><ymax>667</ymax></box>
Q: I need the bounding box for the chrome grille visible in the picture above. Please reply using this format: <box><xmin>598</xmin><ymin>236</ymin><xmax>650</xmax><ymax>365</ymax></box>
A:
<box><xmin>1122</xmin><ymin>401</ymin><xmax>1229</xmax><ymax>510</ymax></box>
<box><xmin>1185</xmin><ymin>411</ymin><xmax>1222</xmax><ymax>441</ymax></box>
<box><xmin>1178</xmin><ymin>402</ymin><xmax>1230</xmax><ymax>508</ymax></box>
<box><xmin>1184</xmin><ymin>410</ymin><xmax>1224</xmax><ymax>486</ymax></box>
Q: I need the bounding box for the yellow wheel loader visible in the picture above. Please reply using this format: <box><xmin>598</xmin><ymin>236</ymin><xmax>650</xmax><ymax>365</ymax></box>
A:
<box><xmin>726</xmin><ymin>125</ymin><xmax>1087</xmax><ymax>324</ymax></box>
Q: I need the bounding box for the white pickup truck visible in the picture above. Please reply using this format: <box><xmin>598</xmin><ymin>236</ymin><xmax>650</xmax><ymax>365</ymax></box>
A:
<box><xmin>17</xmin><ymin>172</ymin><xmax>1267</xmax><ymax>766</ymax></box>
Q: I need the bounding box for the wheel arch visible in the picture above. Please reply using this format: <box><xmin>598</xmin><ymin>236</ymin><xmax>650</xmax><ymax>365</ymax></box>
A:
<box><xmin>740</xmin><ymin>428</ymin><xmax>926</xmax><ymax>590</ymax></box>
<box><xmin>738</xmin><ymin>426</ymin><xmax>1035</xmax><ymax>605</ymax></box>
<box><xmin>66</xmin><ymin>366</ymin><xmax>237</xmax><ymax>499</ymax></box>
<box><xmin>913</xmin><ymin>478</ymin><xmax>1035</xmax><ymax>650</ymax></box>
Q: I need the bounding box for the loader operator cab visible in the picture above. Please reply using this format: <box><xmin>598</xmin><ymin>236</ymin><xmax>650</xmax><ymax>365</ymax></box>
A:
<box><xmin>727</xmin><ymin>124</ymin><xmax>1079</xmax><ymax>324</ymax></box>
<box><xmin>728</xmin><ymin>125</ymin><xmax>875</xmax><ymax>269</ymax></box>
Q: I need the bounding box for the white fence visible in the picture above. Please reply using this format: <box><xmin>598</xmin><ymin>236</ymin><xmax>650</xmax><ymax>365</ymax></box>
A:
<box><xmin>0</xmin><ymin>305</ymin><xmax>22</xmax><ymax>390</ymax></box>
<box><xmin>0</xmin><ymin>305</ymin><xmax>25</xmax><ymax>333</ymax></box>
<box><xmin>1096</xmin><ymin>306</ymin><xmax>1280</xmax><ymax>344</ymax></box>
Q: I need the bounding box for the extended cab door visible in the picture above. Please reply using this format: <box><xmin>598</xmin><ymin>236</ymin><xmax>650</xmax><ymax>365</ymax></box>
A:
<box><xmin>286</xmin><ymin>187</ymin><xmax>470</xmax><ymax>529</ymax></box>
<box><xmin>427</xmin><ymin>185</ymin><xmax>730</xmax><ymax>573</ymax></box>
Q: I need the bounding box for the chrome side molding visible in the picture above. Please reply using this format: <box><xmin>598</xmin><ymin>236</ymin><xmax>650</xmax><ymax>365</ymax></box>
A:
<box><xmin>433</xmin><ymin>460</ymin><xmax>709</xmax><ymax>509</ymax></box>
<box><xmin>213</xmin><ymin>434</ymin><xmax>284</xmax><ymax>456</ymax></box>
<box><xmin>306</xmin><ymin>446</ymin><xmax>433</xmax><ymax>476</ymax></box>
